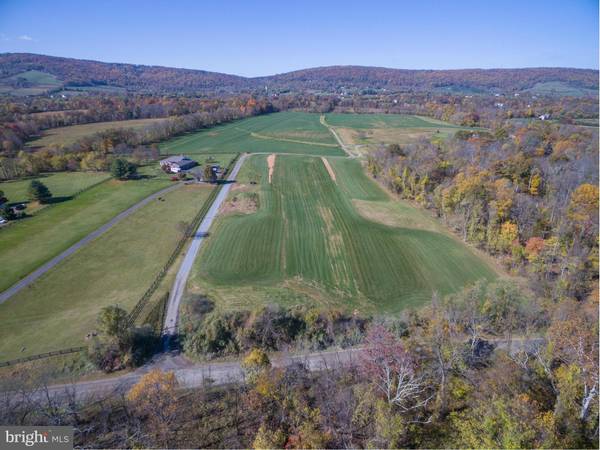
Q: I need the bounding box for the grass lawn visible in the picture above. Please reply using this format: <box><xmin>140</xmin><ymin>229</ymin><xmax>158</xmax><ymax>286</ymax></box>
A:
<box><xmin>0</xmin><ymin>184</ymin><xmax>213</xmax><ymax>360</ymax></box>
<box><xmin>27</xmin><ymin>118</ymin><xmax>168</xmax><ymax>148</ymax></box>
<box><xmin>0</xmin><ymin>171</ymin><xmax>110</xmax><ymax>206</ymax></box>
<box><xmin>186</xmin><ymin>154</ymin><xmax>497</xmax><ymax>315</ymax></box>
<box><xmin>0</xmin><ymin>176</ymin><xmax>172</xmax><ymax>293</ymax></box>
<box><xmin>160</xmin><ymin>112</ymin><xmax>345</xmax><ymax>157</ymax></box>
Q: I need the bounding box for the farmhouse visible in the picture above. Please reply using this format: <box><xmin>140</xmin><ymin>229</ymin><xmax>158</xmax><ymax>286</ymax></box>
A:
<box><xmin>160</xmin><ymin>155</ymin><xmax>198</xmax><ymax>173</ymax></box>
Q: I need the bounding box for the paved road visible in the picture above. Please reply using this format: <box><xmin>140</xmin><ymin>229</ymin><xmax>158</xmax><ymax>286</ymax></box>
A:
<box><xmin>19</xmin><ymin>348</ymin><xmax>362</xmax><ymax>402</ymax></box>
<box><xmin>0</xmin><ymin>183</ymin><xmax>183</xmax><ymax>304</ymax></box>
<box><xmin>5</xmin><ymin>338</ymin><xmax>545</xmax><ymax>402</ymax></box>
<box><xmin>163</xmin><ymin>154</ymin><xmax>247</xmax><ymax>339</ymax></box>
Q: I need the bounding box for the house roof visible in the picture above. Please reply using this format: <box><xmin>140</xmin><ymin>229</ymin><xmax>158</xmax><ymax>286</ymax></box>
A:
<box><xmin>160</xmin><ymin>155</ymin><xmax>193</xmax><ymax>165</ymax></box>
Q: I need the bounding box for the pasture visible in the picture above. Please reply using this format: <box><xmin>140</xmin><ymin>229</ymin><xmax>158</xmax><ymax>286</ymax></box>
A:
<box><xmin>0</xmin><ymin>70</ymin><xmax>62</xmax><ymax>96</ymax></box>
<box><xmin>28</xmin><ymin>118</ymin><xmax>168</xmax><ymax>148</ymax></box>
<box><xmin>0</xmin><ymin>176</ymin><xmax>171</xmax><ymax>293</ymax></box>
<box><xmin>0</xmin><ymin>171</ymin><xmax>110</xmax><ymax>206</ymax></box>
<box><xmin>0</xmin><ymin>184</ymin><xmax>212</xmax><ymax>359</ymax></box>
<box><xmin>187</xmin><ymin>154</ymin><xmax>497</xmax><ymax>314</ymax></box>
<box><xmin>160</xmin><ymin>112</ymin><xmax>344</xmax><ymax>157</ymax></box>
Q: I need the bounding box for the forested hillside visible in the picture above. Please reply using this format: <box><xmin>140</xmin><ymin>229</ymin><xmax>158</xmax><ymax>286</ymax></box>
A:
<box><xmin>1</xmin><ymin>53</ymin><xmax>597</xmax><ymax>95</ymax></box>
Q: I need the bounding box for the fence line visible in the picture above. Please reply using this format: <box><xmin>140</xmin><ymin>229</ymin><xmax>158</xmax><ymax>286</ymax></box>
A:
<box><xmin>126</xmin><ymin>153</ymin><xmax>240</xmax><ymax>326</ymax></box>
<box><xmin>0</xmin><ymin>154</ymin><xmax>240</xmax><ymax>367</ymax></box>
<box><xmin>0</xmin><ymin>346</ymin><xmax>86</xmax><ymax>368</ymax></box>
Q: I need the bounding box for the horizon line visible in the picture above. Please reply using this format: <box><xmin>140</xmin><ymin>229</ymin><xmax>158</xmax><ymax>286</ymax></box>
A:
<box><xmin>1</xmin><ymin>51</ymin><xmax>598</xmax><ymax>79</ymax></box>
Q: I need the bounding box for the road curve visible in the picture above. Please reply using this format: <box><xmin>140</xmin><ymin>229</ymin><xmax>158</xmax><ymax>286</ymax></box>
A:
<box><xmin>319</xmin><ymin>114</ymin><xmax>357</xmax><ymax>158</ymax></box>
<box><xmin>0</xmin><ymin>182</ymin><xmax>183</xmax><ymax>304</ymax></box>
<box><xmin>163</xmin><ymin>154</ymin><xmax>247</xmax><ymax>338</ymax></box>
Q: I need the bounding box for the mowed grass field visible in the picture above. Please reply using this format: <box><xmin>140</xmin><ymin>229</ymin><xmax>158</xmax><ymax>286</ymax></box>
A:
<box><xmin>187</xmin><ymin>154</ymin><xmax>497</xmax><ymax>314</ymax></box>
<box><xmin>28</xmin><ymin>118</ymin><xmax>168</xmax><ymax>148</ymax></box>
<box><xmin>160</xmin><ymin>112</ymin><xmax>345</xmax><ymax>157</ymax></box>
<box><xmin>0</xmin><ymin>171</ymin><xmax>110</xmax><ymax>206</ymax></box>
<box><xmin>0</xmin><ymin>176</ymin><xmax>171</xmax><ymax>293</ymax></box>
<box><xmin>0</xmin><ymin>184</ymin><xmax>213</xmax><ymax>359</ymax></box>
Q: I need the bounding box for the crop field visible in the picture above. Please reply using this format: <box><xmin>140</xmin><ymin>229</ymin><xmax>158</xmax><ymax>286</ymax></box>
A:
<box><xmin>322</xmin><ymin>113</ymin><xmax>481</xmax><ymax>152</ymax></box>
<box><xmin>0</xmin><ymin>176</ymin><xmax>171</xmax><ymax>293</ymax></box>
<box><xmin>324</xmin><ymin>113</ymin><xmax>462</xmax><ymax>129</ymax></box>
<box><xmin>160</xmin><ymin>112</ymin><xmax>345</xmax><ymax>157</ymax></box>
<box><xmin>187</xmin><ymin>154</ymin><xmax>497</xmax><ymax>314</ymax></box>
<box><xmin>0</xmin><ymin>184</ymin><xmax>213</xmax><ymax>359</ymax></box>
<box><xmin>28</xmin><ymin>118</ymin><xmax>168</xmax><ymax>148</ymax></box>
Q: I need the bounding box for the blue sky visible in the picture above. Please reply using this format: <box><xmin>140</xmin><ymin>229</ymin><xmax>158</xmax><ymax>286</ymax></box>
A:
<box><xmin>0</xmin><ymin>0</ymin><xmax>597</xmax><ymax>76</ymax></box>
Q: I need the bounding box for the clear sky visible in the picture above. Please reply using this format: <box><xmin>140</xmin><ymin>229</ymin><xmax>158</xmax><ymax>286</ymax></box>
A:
<box><xmin>0</xmin><ymin>0</ymin><xmax>598</xmax><ymax>77</ymax></box>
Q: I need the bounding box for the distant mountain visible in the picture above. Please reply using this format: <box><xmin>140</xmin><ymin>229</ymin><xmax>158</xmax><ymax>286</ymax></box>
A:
<box><xmin>0</xmin><ymin>53</ymin><xmax>597</xmax><ymax>96</ymax></box>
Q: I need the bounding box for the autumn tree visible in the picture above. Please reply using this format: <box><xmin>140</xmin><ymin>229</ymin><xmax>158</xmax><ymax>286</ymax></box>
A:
<box><xmin>127</xmin><ymin>369</ymin><xmax>179</xmax><ymax>445</ymax></box>
<box><xmin>360</xmin><ymin>324</ymin><xmax>431</xmax><ymax>412</ymax></box>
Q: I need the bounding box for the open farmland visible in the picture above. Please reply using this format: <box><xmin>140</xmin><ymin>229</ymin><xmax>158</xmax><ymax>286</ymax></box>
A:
<box><xmin>187</xmin><ymin>154</ymin><xmax>497</xmax><ymax>314</ymax></box>
<box><xmin>27</xmin><ymin>118</ymin><xmax>168</xmax><ymax>148</ymax></box>
<box><xmin>160</xmin><ymin>112</ymin><xmax>344</xmax><ymax>157</ymax></box>
<box><xmin>0</xmin><ymin>176</ymin><xmax>171</xmax><ymax>293</ymax></box>
<box><xmin>0</xmin><ymin>184</ymin><xmax>212</xmax><ymax>359</ymax></box>
<box><xmin>0</xmin><ymin>70</ymin><xmax>62</xmax><ymax>96</ymax></box>
<box><xmin>322</xmin><ymin>113</ymin><xmax>481</xmax><ymax>153</ymax></box>
<box><xmin>0</xmin><ymin>171</ymin><xmax>110</xmax><ymax>207</ymax></box>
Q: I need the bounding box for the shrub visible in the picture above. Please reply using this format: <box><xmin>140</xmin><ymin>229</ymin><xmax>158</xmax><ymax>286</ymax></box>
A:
<box><xmin>182</xmin><ymin>305</ymin><xmax>370</xmax><ymax>359</ymax></box>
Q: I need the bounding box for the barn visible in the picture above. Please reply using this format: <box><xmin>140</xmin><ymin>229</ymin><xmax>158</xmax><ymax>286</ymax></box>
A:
<box><xmin>159</xmin><ymin>155</ymin><xmax>198</xmax><ymax>173</ymax></box>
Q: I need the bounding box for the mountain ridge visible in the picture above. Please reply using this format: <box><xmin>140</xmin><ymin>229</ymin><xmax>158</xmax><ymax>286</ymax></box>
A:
<box><xmin>1</xmin><ymin>52</ymin><xmax>597</xmax><ymax>95</ymax></box>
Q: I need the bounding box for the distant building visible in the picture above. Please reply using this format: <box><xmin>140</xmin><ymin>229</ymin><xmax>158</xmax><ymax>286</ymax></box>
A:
<box><xmin>160</xmin><ymin>155</ymin><xmax>198</xmax><ymax>173</ymax></box>
<box><xmin>188</xmin><ymin>163</ymin><xmax>222</xmax><ymax>183</ymax></box>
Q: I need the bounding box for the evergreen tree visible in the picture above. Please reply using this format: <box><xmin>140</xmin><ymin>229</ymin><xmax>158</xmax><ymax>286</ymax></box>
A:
<box><xmin>27</xmin><ymin>180</ymin><xmax>52</xmax><ymax>203</ymax></box>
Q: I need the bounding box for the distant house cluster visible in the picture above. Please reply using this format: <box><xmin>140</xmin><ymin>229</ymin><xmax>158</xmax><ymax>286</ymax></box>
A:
<box><xmin>159</xmin><ymin>155</ymin><xmax>198</xmax><ymax>173</ymax></box>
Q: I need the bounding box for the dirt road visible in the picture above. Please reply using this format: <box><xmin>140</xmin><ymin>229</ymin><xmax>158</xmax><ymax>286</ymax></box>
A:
<box><xmin>319</xmin><ymin>115</ymin><xmax>358</xmax><ymax>158</ymax></box>
<box><xmin>163</xmin><ymin>154</ymin><xmax>247</xmax><ymax>339</ymax></box>
<box><xmin>0</xmin><ymin>183</ymin><xmax>183</xmax><ymax>304</ymax></box>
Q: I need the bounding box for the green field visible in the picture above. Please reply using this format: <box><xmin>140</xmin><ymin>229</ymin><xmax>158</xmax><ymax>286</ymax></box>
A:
<box><xmin>160</xmin><ymin>112</ymin><xmax>345</xmax><ymax>157</ymax></box>
<box><xmin>0</xmin><ymin>171</ymin><xmax>110</xmax><ymax>205</ymax></box>
<box><xmin>525</xmin><ymin>81</ymin><xmax>598</xmax><ymax>97</ymax></box>
<box><xmin>323</xmin><ymin>113</ymin><xmax>462</xmax><ymax>129</ymax></box>
<box><xmin>322</xmin><ymin>113</ymin><xmax>480</xmax><ymax>153</ymax></box>
<box><xmin>187</xmin><ymin>154</ymin><xmax>497</xmax><ymax>314</ymax></box>
<box><xmin>0</xmin><ymin>70</ymin><xmax>62</xmax><ymax>96</ymax></box>
<box><xmin>28</xmin><ymin>118</ymin><xmax>168</xmax><ymax>148</ymax></box>
<box><xmin>0</xmin><ymin>184</ymin><xmax>212</xmax><ymax>359</ymax></box>
<box><xmin>0</xmin><ymin>176</ymin><xmax>171</xmax><ymax>293</ymax></box>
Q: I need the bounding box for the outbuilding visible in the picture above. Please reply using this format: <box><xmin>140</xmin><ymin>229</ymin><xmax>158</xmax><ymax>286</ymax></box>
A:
<box><xmin>159</xmin><ymin>155</ymin><xmax>198</xmax><ymax>173</ymax></box>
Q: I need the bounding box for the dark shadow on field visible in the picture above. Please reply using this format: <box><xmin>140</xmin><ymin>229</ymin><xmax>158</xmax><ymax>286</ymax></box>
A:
<box><xmin>215</xmin><ymin>179</ymin><xmax>236</xmax><ymax>185</ymax></box>
<box><xmin>44</xmin><ymin>195</ymin><xmax>74</xmax><ymax>204</ymax></box>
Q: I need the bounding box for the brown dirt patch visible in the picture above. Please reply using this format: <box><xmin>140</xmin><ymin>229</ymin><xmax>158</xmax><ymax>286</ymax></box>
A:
<box><xmin>267</xmin><ymin>154</ymin><xmax>276</xmax><ymax>184</ymax></box>
<box><xmin>221</xmin><ymin>193</ymin><xmax>258</xmax><ymax>215</ymax></box>
<box><xmin>321</xmin><ymin>157</ymin><xmax>336</xmax><ymax>182</ymax></box>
